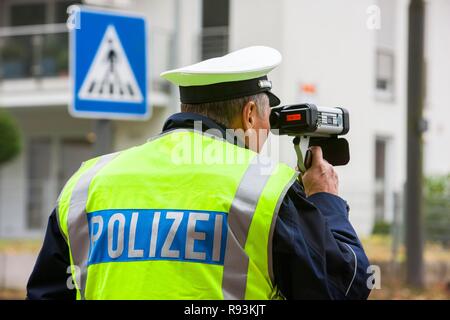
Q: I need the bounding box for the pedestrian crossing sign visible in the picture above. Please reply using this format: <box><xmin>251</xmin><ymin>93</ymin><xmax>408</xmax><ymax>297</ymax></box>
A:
<box><xmin>70</xmin><ymin>6</ymin><xmax>149</xmax><ymax>120</ymax></box>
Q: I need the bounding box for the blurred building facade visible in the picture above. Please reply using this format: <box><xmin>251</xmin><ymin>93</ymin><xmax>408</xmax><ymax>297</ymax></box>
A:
<box><xmin>0</xmin><ymin>0</ymin><xmax>449</xmax><ymax>238</ymax></box>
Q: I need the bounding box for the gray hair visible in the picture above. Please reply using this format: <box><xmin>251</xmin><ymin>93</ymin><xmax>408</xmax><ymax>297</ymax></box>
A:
<box><xmin>180</xmin><ymin>93</ymin><xmax>269</xmax><ymax>128</ymax></box>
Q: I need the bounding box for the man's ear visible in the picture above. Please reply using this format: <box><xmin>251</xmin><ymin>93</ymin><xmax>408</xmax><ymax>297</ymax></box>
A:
<box><xmin>242</xmin><ymin>101</ymin><xmax>257</xmax><ymax>130</ymax></box>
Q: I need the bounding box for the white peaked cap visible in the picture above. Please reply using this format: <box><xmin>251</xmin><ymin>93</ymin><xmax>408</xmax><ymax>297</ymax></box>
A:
<box><xmin>161</xmin><ymin>46</ymin><xmax>282</xmax><ymax>86</ymax></box>
<box><xmin>160</xmin><ymin>46</ymin><xmax>282</xmax><ymax>106</ymax></box>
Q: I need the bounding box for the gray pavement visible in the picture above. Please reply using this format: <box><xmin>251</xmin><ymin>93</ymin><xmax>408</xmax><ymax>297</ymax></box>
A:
<box><xmin>0</xmin><ymin>252</ymin><xmax>37</xmax><ymax>291</ymax></box>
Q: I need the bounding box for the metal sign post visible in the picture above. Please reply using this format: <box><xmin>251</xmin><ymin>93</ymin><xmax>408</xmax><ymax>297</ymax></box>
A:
<box><xmin>406</xmin><ymin>0</ymin><xmax>425</xmax><ymax>288</ymax></box>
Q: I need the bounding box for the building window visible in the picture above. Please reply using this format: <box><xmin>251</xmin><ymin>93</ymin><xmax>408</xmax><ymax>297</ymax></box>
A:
<box><xmin>0</xmin><ymin>0</ymin><xmax>80</xmax><ymax>79</ymax></box>
<box><xmin>7</xmin><ymin>0</ymin><xmax>80</xmax><ymax>26</ymax></box>
<box><xmin>26</xmin><ymin>136</ymin><xmax>92</xmax><ymax>231</ymax></box>
<box><xmin>375</xmin><ymin>50</ymin><xmax>395</xmax><ymax>101</ymax></box>
<box><xmin>201</xmin><ymin>0</ymin><xmax>229</xmax><ymax>60</ymax></box>
<box><xmin>27</xmin><ymin>138</ymin><xmax>52</xmax><ymax>230</ymax></box>
<box><xmin>374</xmin><ymin>138</ymin><xmax>386</xmax><ymax>222</ymax></box>
<box><xmin>10</xmin><ymin>3</ymin><xmax>47</xmax><ymax>26</ymax></box>
<box><xmin>58</xmin><ymin>138</ymin><xmax>92</xmax><ymax>191</ymax></box>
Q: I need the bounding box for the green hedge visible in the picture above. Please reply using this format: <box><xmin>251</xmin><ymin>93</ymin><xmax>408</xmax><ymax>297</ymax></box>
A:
<box><xmin>372</xmin><ymin>220</ymin><xmax>391</xmax><ymax>235</ymax></box>
<box><xmin>0</xmin><ymin>109</ymin><xmax>22</xmax><ymax>165</ymax></box>
<box><xmin>425</xmin><ymin>175</ymin><xmax>450</xmax><ymax>246</ymax></box>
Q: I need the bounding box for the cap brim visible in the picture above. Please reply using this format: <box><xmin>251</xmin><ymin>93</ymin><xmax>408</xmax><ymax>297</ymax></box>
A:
<box><xmin>266</xmin><ymin>91</ymin><xmax>281</xmax><ymax>107</ymax></box>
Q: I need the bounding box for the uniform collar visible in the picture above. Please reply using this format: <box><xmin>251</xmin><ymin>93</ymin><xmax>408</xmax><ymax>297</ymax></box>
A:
<box><xmin>162</xmin><ymin>112</ymin><xmax>246</xmax><ymax>148</ymax></box>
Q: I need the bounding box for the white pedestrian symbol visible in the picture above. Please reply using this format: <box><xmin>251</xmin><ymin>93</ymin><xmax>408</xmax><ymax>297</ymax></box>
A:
<box><xmin>78</xmin><ymin>25</ymin><xmax>143</xmax><ymax>103</ymax></box>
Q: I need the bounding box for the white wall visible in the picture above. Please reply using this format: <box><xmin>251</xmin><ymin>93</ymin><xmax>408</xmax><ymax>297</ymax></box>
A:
<box><xmin>371</xmin><ymin>0</ymin><xmax>409</xmax><ymax>222</ymax></box>
<box><xmin>229</xmin><ymin>0</ymin><xmax>284</xmax><ymax>92</ymax></box>
<box><xmin>424</xmin><ymin>0</ymin><xmax>450</xmax><ymax>176</ymax></box>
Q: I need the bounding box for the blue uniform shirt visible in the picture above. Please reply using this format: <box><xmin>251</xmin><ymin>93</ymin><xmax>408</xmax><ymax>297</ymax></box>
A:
<box><xmin>27</xmin><ymin>112</ymin><xmax>371</xmax><ymax>300</ymax></box>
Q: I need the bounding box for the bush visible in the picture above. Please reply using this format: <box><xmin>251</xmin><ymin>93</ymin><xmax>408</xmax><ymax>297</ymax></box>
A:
<box><xmin>0</xmin><ymin>109</ymin><xmax>22</xmax><ymax>165</ymax></box>
<box><xmin>425</xmin><ymin>175</ymin><xmax>450</xmax><ymax>246</ymax></box>
<box><xmin>372</xmin><ymin>220</ymin><xmax>391</xmax><ymax>235</ymax></box>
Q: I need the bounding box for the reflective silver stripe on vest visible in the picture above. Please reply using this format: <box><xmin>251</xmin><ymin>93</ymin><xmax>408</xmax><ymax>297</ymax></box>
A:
<box><xmin>222</xmin><ymin>156</ymin><xmax>276</xmax><ymax>300</ymax></box>
<box><xmin>67</xmin><ymin>152</ymin><xmax>119</xmax><ymax>300</ymax></box>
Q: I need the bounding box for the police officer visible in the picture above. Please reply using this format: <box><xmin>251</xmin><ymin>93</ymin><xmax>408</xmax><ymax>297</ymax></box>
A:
<box><xmin>27</xmin><ymin>46</ymin><xmax>371</xmax><ymax>300</ymax></box>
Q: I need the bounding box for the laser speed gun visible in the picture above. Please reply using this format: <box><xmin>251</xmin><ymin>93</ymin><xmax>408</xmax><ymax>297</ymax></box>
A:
<box><xmin>270</xmin><ymin>104</ymin><xmax>350</xmax><ymax>173</ymax></box>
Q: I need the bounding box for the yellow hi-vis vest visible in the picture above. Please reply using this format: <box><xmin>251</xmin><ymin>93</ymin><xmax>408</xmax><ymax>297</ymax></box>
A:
<box><xmin>56</xmin><ymin>129</ymin><xmax>298</xmax><ymax>300</ymax></box>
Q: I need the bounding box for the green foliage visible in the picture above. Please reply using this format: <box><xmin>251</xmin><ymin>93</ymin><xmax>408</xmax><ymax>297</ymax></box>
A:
<box><xmin>425</xmin><ymin>175</ymin><xmax>450</xmax><ymax>197</ymax></box>
<box><xmin>424</xmin><ymin>175</ymin><xmax>450</xmax><ymax>246</ymax></box>
<box><xmin>0</xmin><ymin>40</ymin><xmax>26</xmax><ymax>60</ymax></box>
<box><xmin>0</xmin><ymin>109</ymin><xmax>22</xmax><ymax>165</ymax></box>
<box><xmin>372</xmin><ymin>220</ymin><xmax>391</xmax><ymax>235</ymax></box>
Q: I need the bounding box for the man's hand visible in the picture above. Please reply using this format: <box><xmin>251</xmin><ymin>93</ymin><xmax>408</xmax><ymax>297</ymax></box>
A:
<box><xmin>301</xmin><ymin>146</ymin><xmax>339</xmax><ymax>197</ymax></box>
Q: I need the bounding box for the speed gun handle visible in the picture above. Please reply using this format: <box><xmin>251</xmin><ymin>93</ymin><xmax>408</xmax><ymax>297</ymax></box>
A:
<box><xmin>304</xmin><ymin>149</ymin><xmax>312</xmax><ymax>170</ymax></box>
<box><xmin>293</xmin><ymin>136</ymin><xmax>311</xmax><ymax>174</ymax></box>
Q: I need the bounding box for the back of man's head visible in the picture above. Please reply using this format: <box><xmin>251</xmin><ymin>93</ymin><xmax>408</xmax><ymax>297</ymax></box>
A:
<box><xmin>181</xmin><ymin>93</ymin><xmax>269</xmax><ymax>129</ymax></box>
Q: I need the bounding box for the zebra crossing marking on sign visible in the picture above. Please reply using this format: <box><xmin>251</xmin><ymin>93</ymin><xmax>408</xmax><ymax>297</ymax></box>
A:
<box><xmin>78</xmin><ymin>25</ymin><xmax>143</xmax><ymax>103</ymax></box>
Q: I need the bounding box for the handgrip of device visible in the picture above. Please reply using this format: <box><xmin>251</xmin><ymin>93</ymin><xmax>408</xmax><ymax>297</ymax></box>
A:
<box><xmin>304</xmin><ymin>149</ymin><xmax>312</xmax><ymax>170</ymax></box>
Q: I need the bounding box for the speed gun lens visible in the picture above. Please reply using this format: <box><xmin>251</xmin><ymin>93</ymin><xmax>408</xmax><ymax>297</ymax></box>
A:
<box><xmin>286</xmin><ymin>113</ymin><xmax>302</xmax><ymax>122</ymax></box>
